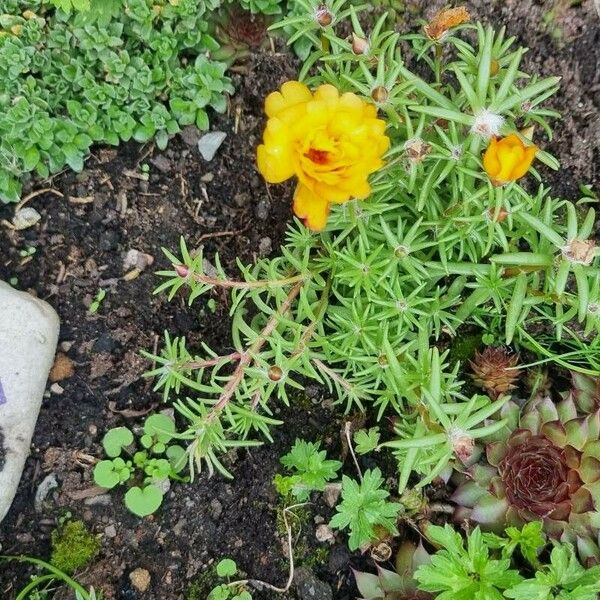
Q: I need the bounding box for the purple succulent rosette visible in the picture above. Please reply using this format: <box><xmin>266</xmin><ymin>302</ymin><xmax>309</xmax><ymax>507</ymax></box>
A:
<box><xmin>452</xmin><ymin>373</ymin><xmax>600</xmax><ymax>566</ymax></box>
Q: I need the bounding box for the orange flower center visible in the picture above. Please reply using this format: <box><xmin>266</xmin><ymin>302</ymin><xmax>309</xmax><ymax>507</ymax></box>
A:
<box><xmin>306</xmin><ymin>148</ymin><xmax>330</xmax><ymax>165</ymax></box>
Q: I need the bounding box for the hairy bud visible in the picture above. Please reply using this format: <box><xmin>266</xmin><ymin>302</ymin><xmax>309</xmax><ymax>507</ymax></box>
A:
<box><xmin>351</xmin><ymin>32</ymin><xmax>369</xmax><ymax>55</ymax></box>
<box><xmin>314</xmin><ymin>5</ymin><xmax>333</xmax><ymax>27</ymax></box>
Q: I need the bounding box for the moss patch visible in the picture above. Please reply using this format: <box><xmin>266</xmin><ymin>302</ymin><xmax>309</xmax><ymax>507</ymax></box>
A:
<box><xmin>50</xmin><ymin>520</ymin><xmax>101</xmax><ymax>574</ymax></box>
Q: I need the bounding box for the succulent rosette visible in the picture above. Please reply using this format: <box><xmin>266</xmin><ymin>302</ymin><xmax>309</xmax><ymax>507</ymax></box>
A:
<box><xmin>353</xmin><ymin>541</ymin><xmax>433</xmax><ymax>600</ymax></box>
<box><xmin>452</xmin><ymin>373</ymin><xmax>600</xmax><ymax>565</ymax></box>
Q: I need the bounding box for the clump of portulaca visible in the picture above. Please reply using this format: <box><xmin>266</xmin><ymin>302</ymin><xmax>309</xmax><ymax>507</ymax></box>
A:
<box><xmin>451</xmin><ymin>372</ymin><xmax>600</xmax><ymax>566</ymax></box>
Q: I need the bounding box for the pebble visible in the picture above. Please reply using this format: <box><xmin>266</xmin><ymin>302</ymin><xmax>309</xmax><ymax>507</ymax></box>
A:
<box><xmin>294</xmin><ymin>567</ymin><xmax>333</xmax><ymax>600</ymax></box>
<box><xmin>180</xmin><ymin>125</ymin><xmax>202</xmax><ymax>146</ymax></box>
<box><xmin>104</xmin><ymin>524</ymin><xmax>117</xmax><ymax>538</ymax></box>
<box><xmin>84</xmin><ymin>494</ymin><xmax>113</xmax><ymax>506</ymax></box>
<box><xmin>50</xmin><ymin>383</ymin><xmax>64</xmax><ymax>395</ymax></box>
<box><xmin>323</xmin><ymin>483</ymin><xmax>342</xmax><ymax>508</ymax></box>
<box><xmin>209</xmin><ymin>498</ymin><xmax>223</xmax><ymax>520</ymax></box>
<box><xmin>315</xmin><ymin>524</ymin><xmax>335</xmax><ymax>544</ymax></box>
<box><xmin>150</xmin><ymin>155</ymin><xmax>172</xmax><ymax>174</ymax></box>
<box><xmin>255</xmin><ymin>199</ymin><xmax>270</xmax><ymax>220</ymax></box>
<box><xmin>258</xmin><ymin>236</ymin><xmax>272</xmax><ymax>257</ymax></box>
<box><xmin>129</xmin><ymin>568</ymin><xmax>151</xmax><ymax>593</ymax></box>
<box><xmin>49</xmin><ymin>353</ymin><xmax>75</xmax><ymax>382</ymax></box>
<box><xmin>12</xmin><ymin>207</ymin><xmax>41</xmax><ymax>230</ymax></box>
<box><xmin>198</xmin><ymin>131</ymin><xmax>227</xmax><ymax>161</ymax></box>
<box><xmin>34</xmin><ymin>473</ymin><xmax>58</xmax><ymax>512</ymax></box>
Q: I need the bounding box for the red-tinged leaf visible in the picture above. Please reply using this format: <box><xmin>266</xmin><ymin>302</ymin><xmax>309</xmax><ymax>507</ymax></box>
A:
<box><xmin>471</xmin><ymin>494</ymin><xmax>509</xmax><ymax>526</ymax></box>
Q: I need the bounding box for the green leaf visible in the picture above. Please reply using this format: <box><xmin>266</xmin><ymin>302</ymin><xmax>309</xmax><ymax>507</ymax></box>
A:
<box><xmin>353</xmin><ymin>428</ymin><xmax>380</xmax><ymax>454</ymax></box>
<box><xmin>144</xmin><ymin>414</ymin><xmax>176</xmax><ymax>443</ymax></box>
<box><xmin>216</xmin><ymin>559</ymin><xmax>237</xmax><ymax>578</ymax></box>
<box><xmin>280</xmin><ymin>439</ymin><xmax>341</xmax><ymax>501</ymax></box>
<box><xmin>102</xmin><ymin>427</ymin><xmax>134</xmax><ymax>458</ymax></box>
<box><xmin>124</xmin><ymin>485</ymin><xmax>163</xmax><ymax>517</ymax></box>
<box><xmin>329</xmin><ymin>469</ymin><xmax>402</xmax><ymax>550</ymax></box>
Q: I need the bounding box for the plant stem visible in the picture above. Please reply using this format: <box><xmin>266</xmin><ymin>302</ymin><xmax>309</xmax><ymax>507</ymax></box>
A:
<box><xmin>312</xmin><ymin>359</ymin><xmax>354</xmax><ymax>393</ymax></box>
<box><xmin>208</xmin><ymin>281</ymin><xmax>304</xmax><ymax>421</ymax></box>
<box><xmin>344</xmin><ymin>421</ymin><xmax>363</xmax><ymax>481</ymax></box>
<box><xmin>292</xmin><ymin>276</ymin><xmax>332</xmax><ymax>356</ymax></box>
<box><xmin>228</xmin><ymin>503</ymin><xmax>306</xmax><ymax>594</ymax></box>
<box><xmin>182</xmin><ymin>267</ymin><xmax>307</xmax><ymax>290</ymax></box>
<box><xmin>181</xmin><ymin>352</ymin><xmax>242</xmax><ymax>371</ymax></box>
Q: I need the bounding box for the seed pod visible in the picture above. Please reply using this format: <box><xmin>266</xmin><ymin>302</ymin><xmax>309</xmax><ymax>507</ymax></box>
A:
<box><xmin>371</xmin><ymin>85</ymin><xmax>389</xmax><ymax>104</ymax></box>
<box><xmin>351</xmin><ymin>32</ymin><xmax>369</xmax><ymax>55</ymax></box>
<box><xmin>268</xmin><ymin>365</ymin><xmax>283</xmax><ymax>381</ymax></box>
<box><xmin>370</xmin><ymin>542</ymin><xmax>392</xmax><ymax>562</ymax></box>
<box><xmin>315</xmin><ymin>5</ymin><xmax>333</xmax><ymax>27</ymax></box>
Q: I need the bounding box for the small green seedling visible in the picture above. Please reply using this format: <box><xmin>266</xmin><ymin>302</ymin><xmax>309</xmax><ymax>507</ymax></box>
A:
<box><xmin>275</xmin><ymin>439</ymin><xmax>342</xmax><ymax>501</ymax></box>
<box><xmin>93</xmin><ymin>413</ymin><xmax>187</xmax><ymax>517</ymax></box>
<box><xmin>88</xmin><ymin>289</ymin><xmax>106</xmax><ymax>314</ymax></box>
<box><xmin>207</xmin><ymin>559</ymin><xmax>252</xmax><ymax>600</ymax></box>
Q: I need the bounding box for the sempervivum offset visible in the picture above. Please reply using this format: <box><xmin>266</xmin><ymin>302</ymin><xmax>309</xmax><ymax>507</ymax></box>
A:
<box><xmin>452</xmin><ymin>373</ymin><xmax>600</xmax><ymax>566</ymax></box>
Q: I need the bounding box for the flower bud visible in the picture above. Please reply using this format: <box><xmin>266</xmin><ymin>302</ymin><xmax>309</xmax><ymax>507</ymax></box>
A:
<box><xmin>314</xmin><ymin>5</ymin><xmax>333</xmax><ymax>27</ymax></box>
<box><xmin>174</xmin><ymin>264</ymin><xmax>189</xmax><ymax>278</ymax></box>
<box><xmin>22</xmin><ymin>10</ymin><xmax>37</xmax><ymax>19</ymax></box>
<box><xmin>371</xmin><ymin>85</ymin><xmax>388</xmax><ymax>104</ymax></box>
<box><xmin>351</xmin><ymin>32</ymin><xmax>369</xmax><ymax>55</ymax></box>
<box><xmin>487</xmin><ymin>206</ymin><xmax>509</xmax><ymax>223</ymax></box>
<box><xmin>490</xmin><ymin>59</ymin><xmax>500</xmax><ymax>76</ymax></box>
<box><xmin>483</xmin><ymin>134</ymin><xmax>537</xmax><ymax>185</ymax></box>
<box><xmin>268</xmin><ymin>365</ymin><xmax>283</xmax><ymax>381</ymax></box>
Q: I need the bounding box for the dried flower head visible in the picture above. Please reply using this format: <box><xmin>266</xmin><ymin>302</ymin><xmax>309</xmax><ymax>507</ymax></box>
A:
<box><xmin>404</xmin><ymin>138</ymin><xmax>432</xmax><ymax>164</ymax></box>
<box><xmin>471</xmin><ymin>109</ymin><xmax>505</xmax><ymax>138</ymax></box>
<box><xmin>562</xmin><ymin>239</ymin><xmax>598</xmax><ymax>266</ymax></box>
<box><xmin>470</xmin><ymin>347</ymin><xmax>520</xmax><ymax>399</ymax></box>
<box><xmin>424</xmin><ymin>6</ymin><xmax>470</xmax><ymax>41</ymax></box>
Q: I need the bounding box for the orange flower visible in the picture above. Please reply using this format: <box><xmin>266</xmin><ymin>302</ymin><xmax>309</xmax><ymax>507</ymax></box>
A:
<box><xmin>256</xmin><ymin>81</ymin><xmax>389</xmax><ymax>231</ymax></box>
<box><xmin>483</xmin><ymin>134</ymin><xmax>537</xmax><ymax>185</ymax></box>
<box><xmin>424</xmin><ymin>6</ymin><xmax>470</xmax><ymax>41</ymax></box>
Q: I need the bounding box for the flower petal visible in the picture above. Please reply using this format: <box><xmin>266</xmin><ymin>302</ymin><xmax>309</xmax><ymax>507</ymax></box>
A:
<box><xmin>293</xmin><ymin>184</ymin><xmax>330</xmax><ymax>231</ymax></box>
<box><xmin>510</xmin><ymin>144</ymin><xmax>537</xmax><ymax>180</ymax></box>
<box><xmin>265</xmin><ymin>81</ymin><xmax>312</xmax><ymax>118</ymax></box>
<box><xmin>483</xmin><ymin>137</ymin><xmax>501</xmax><ymax>177</ymax></box>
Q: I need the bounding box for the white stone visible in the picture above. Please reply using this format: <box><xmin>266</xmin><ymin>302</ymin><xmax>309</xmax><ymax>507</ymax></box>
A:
<box><xmin>0</xmin><ymin>281</ymin><xmax>59</xmax><ymax>523</ymax></box>
<box><xmin>197</xmin><ymin>131</ymin><xmax>227</xmax><ymax>161</ymax></box>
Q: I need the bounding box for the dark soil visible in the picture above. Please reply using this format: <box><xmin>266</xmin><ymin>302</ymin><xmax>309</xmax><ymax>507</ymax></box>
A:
<box><xmin>0</xmin><ymin>1</ymin><xmax>599</xmax><ymax>599</ymax></box>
